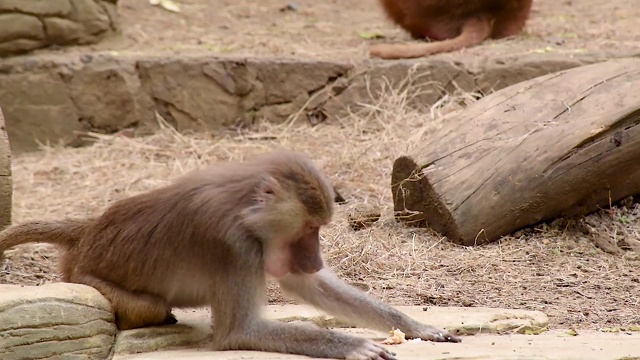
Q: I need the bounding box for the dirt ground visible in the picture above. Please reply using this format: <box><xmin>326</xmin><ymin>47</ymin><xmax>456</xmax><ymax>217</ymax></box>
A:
<box><xmin>36</xmin><ymin>0</ymin><xmax>640</xmax><ymax>61</ymax></box>
<box><xmin>1</xmin><ymin>0</ymin><xmax>639</xmax><ymax>335</ymax></box>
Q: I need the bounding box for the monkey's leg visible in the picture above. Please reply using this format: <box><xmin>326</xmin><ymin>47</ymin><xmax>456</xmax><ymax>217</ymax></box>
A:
<box><xmin>278</xmin><ymin>269</ymin><xmax>462</xmax><ymax>343</ymax></box>
<box><xmin>72</xmin><ymin>273</ymin><xmax>176</xmax><ymax>330</ymax></box>
<box><xmin>369</xmin><ymin>16</ymin><xmax>492</xmax><ymax>59</ymax></box>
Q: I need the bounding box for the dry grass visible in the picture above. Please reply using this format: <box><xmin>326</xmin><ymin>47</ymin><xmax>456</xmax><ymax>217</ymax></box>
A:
<box><xmin>1</xmin><ymin>71</ymin><xmax>639</xmax><ymax>331</ymax></box>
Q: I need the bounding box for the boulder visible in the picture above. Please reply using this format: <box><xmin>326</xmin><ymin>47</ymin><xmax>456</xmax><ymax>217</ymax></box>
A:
<box><xmin>0</xmin><ymin>0</ymin><xmax>119</xmax><ymax>57</ymax></box>
<box><xmin>0</xmin><ymin>283</ymin><xmax>117</xmax><ymax>360</ymax></box>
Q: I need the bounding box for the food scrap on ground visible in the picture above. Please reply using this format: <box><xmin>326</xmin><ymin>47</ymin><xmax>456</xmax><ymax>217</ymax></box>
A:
<box><xmin>382</xmin><ymin>328</ymin><xmax>407</xmax><ymax>345</ymax></box>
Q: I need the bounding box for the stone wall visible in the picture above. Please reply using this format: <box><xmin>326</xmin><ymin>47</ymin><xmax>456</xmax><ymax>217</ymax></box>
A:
<box><xmin>0</xmin><ymin>51</ymin><xmax>610</xmax><ymax>153</ymax></box>
<box><xmin>0</xmin><ymin>0</ymin><xmax>119</xmax><ymax>57</ymax></box>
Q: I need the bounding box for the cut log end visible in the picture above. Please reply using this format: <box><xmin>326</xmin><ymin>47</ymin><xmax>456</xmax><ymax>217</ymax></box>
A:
<box><xmin>391</xmin><ymin>156</ymin><xmax>462</xmax><ymax>243</ymax></box>
<box><xmin>389</xmin><ymin>59</ymin><xmax>640</xmax><ymax>246</ymax></box>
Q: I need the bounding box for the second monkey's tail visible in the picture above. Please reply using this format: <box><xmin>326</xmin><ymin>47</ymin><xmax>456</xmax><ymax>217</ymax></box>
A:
<box><xmin>0</xmin><ymin>219</ymin><xmax>90</xmax><ymax>255</ymax></box>
<box><xmin>369</xmin><ymin>16</ymin><xmax>493</xmax><ymax>59</ymax></box>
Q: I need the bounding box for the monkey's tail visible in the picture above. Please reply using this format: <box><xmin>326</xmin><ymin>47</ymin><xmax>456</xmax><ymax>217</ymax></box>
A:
<box><xmin>0</xmin><ymin>219</ymin><xmax>90</xmax><ymax>256</ymax></box>
<box><xmin>369</xmin><ymin>16</ymin><xmax>493</xmax><ymax>59</ymax></box>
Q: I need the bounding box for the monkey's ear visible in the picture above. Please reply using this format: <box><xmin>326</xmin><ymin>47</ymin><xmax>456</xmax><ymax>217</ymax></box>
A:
<box><xmin>255</xmin><ymin>175</ymin><xmax>282</xmax><ymax>205</ymax></box>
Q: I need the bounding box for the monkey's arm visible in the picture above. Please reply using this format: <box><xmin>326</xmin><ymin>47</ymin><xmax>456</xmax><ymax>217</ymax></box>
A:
<box><xmin>278</xmin><ymin>268</ymin><xmax>461</xmax><ymax>343</ymax></box>
<box><xmin>210</xmin><ymin>261</ymin><xmax>396</xmax><ymax>359</ymax></box>
<box><xmin>223</xmin><ymin>319</ymin><xmax>396</xmax><ymax>360</ymax></box>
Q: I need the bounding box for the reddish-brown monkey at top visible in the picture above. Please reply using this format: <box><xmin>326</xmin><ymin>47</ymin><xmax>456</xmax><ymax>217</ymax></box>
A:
<box><xmin>0</xmin><ymin>150</ymin><xmax>460</xmax><ymax>360</ymax></box>
<box><xmin>370</xmin><ymin>0</ymin><xmax>533</xmax><ymax>59</ymax></box>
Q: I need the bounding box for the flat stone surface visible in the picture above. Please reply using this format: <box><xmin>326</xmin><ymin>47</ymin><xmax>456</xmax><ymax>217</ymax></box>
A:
<box><xmin>112</xmin><ymin>305</ymin><xmax>550</xmax><ymax>357</ymax></box>
<box><xmin>114</xmin><ymin>310</ymin><xmax>212</xmax><ymax>356</ymax></box>
<box><xmin>0</xmin><ymin>286</ymin><xmax>635</xmax><ymax>360</ymax></box>
<box><xmin>112</xmin><ymin>306</ymin><xmax>640</xmax><ymax>359</ymax></box>
<box><xmin>114</xmin><ymin>329</ymin><xmax>640</xmax><ymax>360</ymax></box>
<box><xmin>262</xmin><ymin>305</ymin><xmax>549</xmax><ymax>335</ymax></box>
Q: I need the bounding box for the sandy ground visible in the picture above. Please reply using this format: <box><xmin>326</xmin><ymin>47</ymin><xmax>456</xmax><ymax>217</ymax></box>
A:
<box><xmin>1</xmin><ymin>85</ymin><xmax>639</xmax><ymax>331</ymax></box>
<box><xmin>32</xmin><ymin>0</ymin><xmax>640</xmax><ymax>61</ymax></box>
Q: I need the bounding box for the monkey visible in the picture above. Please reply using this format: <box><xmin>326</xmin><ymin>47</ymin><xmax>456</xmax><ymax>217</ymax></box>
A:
<box><xmin>0</xmin><ymin>150</ymin><xmax>461</xmax><ymax>360</ymax></box>
<box><xmin>369</xmin><ymin>0</ymin><xmax>533</xmax><ymax>59</ymax></box>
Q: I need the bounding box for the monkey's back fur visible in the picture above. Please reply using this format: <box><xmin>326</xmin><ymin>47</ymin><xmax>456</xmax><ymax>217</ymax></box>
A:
<box><xmin>0</xmin><ymin>150</ymin><xmax>334</xmax><ymax>310</ymax></box>
<box><xmin>379</xmin><ymin>0</ymin><xmax>533</xmax><ymax>40</ymax></box>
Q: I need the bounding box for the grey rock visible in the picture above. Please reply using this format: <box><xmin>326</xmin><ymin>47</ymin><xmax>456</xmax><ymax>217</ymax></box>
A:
<box><xmin>0</xmin><ymin>0</ymin><xmax>73</xmax><ymax>16</ymax></box>
<box><xmin>0</xmin><ymin>0</ymin><xmax>118</xmax><ymax>56</ymax></box>
<box><xmin>0</xmin><ymin>14</ymin><xmax>44</xmax><ymax>43</ymax></box>
<box><xmin>0</xmin><ymin>283</ymin><xmax>117</xmax><ymax>360</ymax></box>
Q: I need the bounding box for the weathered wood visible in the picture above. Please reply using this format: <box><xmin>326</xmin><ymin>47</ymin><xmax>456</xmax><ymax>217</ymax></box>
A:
<box><xmin>391</xmin><ymin>58</ymin><xmax>640</xmax><ymax>246</ymax></box>
<box><xmin>0</xmin><ymin>106</ymin><xmax>11</xmax><ymax>231</ymax></box>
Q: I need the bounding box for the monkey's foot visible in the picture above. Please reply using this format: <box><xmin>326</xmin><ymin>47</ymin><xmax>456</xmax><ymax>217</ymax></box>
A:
<box><xmin>162</xmin><ymin>312</ymin><xmax>178</xmax><ymax>325</ymax></box>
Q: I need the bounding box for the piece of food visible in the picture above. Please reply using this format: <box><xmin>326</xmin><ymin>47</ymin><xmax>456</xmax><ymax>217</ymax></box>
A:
<box><xmin>381</xmin><ymin>328</ymin><xmax>406</xmax><ymax>345</ymax></box>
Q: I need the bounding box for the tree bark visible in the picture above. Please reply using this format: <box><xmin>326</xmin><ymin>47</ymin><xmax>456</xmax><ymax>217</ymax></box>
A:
<box><xmin>391</xmin><ymin>58</ymin><xmax>640</xmax><ymax>246</ymax></box>
<box><xmin>0</xmin><ymin>106</ymin><xmax>11</xmax><ymax>231</ymax></box>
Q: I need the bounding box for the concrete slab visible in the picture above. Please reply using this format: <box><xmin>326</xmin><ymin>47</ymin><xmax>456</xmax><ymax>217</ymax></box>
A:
<box><xmin>261</xmin><ymin>305</ymin><xmax>549</xmax><ymax>335</ymax></box>
<box><xmin>113</xmin><ymin>305</ymin><xmax>630</xmax><ymax>360</ymax></box>
<box><xmin>114</xmin><ymin>329</ymin><xmax>640</xmax><ymax>360</ymax></box>
<box><xmin>113</xmin><ymin>305</ymin><xmax>549</xmax><ymax>354</ymax></box>
<box><xmin>106</xmin><ymin>306</ymin><xmax>640</xmax><ymax>359</ymax></box>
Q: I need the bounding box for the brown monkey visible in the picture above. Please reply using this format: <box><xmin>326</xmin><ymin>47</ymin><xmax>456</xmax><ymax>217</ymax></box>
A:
<box><xmin>0</xmin><ymin>151</ymin><xmax>460</xmax><ymax>360</ymax></box>
<box><xmin>369</xmin><ymin>0</ymin><xmax>533</xmax><ymax>59</ymax></box>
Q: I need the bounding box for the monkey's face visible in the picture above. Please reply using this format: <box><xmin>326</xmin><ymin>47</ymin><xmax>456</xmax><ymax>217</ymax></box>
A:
<box><xmin>262</xmin><ymin>220</ymin><xmax>325</xmax><ymax>278</ymax></box>
<box><xmin>243</xmin><ymin>174</ymin><xmax>331</xmax><ymax>279</ymax></box>
<box><xmin>257</xmin><ymin>196</ymin><xmax>328</xmax><ymax>279</ymax></box>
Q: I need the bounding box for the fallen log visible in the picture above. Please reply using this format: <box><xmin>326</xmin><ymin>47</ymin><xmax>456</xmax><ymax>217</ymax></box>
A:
<box><xmin>0</xmin><ymin>107</ymin><xmax>11</xmax><ymax>231</ymax></box>
<box><xmin>391</xmin><ymin>58</ymin><xmax>640</xmax><ymax>246</ymax></box>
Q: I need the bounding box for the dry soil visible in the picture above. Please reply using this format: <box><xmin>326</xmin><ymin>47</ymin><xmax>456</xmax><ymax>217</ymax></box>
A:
<box><xmin>31</xmin><ymin>0</ymin><xmax>640</xmax><ymax>61</ymax></box>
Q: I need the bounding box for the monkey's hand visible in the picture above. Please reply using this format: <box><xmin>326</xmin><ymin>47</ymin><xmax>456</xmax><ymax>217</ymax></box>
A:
<box><xmin>277</xmin><ymin>270</ymin><xmax>462</xmax><ymax>346</ymax></box>
<box><xmin>346</xmin><ymin>338</ymin><xmax>397</xmax><ymax>360</ymax></box>
<box><xmin>219</xmin><ymin>319</ymin><xmax>397</xmax><ymax>360</ymax></box>
<box><xmin>405</xmin><ymin>324</ymin><xmax>462</xmax><ymax>343</ymax></box>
